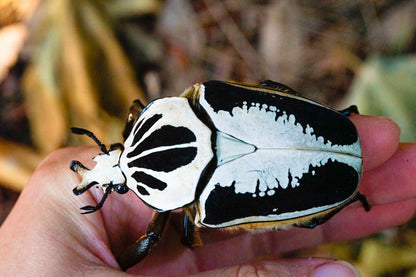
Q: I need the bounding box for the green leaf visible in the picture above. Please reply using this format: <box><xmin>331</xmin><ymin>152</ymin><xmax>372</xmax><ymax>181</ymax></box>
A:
<box><xmin>345</xmin><ymin>55</ymin><xmax>416</xmax><ymax>142</ymax></box>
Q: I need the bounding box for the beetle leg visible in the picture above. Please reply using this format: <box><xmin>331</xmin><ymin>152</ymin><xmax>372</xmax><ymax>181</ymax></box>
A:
<box><xmin>259</xmin><ymin>80</ymin><xmax>298</xmax><ymax>95</ymax></box>
<box><xmin>338</xmin><ymin>105</ymin><xmax>359</xmax><ymax>116</ymax></box>
<box><xmin>122</xmin><ymin>99</ymin><xmax>145</xmax><ymax>141</ymax></box>
<box><xmin>117</xmin><ymin>211</ymin><xmax>170</xmax><ymax>271</ymax></box>
<box><xmin>72</xmin><ymin>180</ymin><xmax>97</xmax><ymax>196</ymax></box>
<box><xmin>294</xmin><ymin>208</ymin><xmax>341</xmax><ymax>229</ymax></box>
<box><xmin>109</xmin><ymin>142</ymin><xmax>124</xmax><ymax>151</ymax></box>
<box><xmin>295</xmin><ymin>191</ymin><xmax>371</xmax><ymax>229</ymax></box>
<box><xmin>79</xmin><ymin>186</ymin><xmax>112</xmax><ymax>214</ymax></box>
<box><xmin>354</xmin><ymin>192</ymin><xmax>371</xmax><ymax>211</ymax></box>
<box><xmin>181</xmin><ymin>212</ymin><xmax>202</xmax><ymax>249</ymax></box>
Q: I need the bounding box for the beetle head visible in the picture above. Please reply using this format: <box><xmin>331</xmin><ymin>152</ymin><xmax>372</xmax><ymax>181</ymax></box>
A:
<box><xmin>70</xmin><ymin>128</ymin><xmax>128</xmax><ymax>213</ymax></box>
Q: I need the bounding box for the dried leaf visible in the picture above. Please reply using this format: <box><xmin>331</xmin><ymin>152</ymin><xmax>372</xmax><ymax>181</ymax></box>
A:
<box><xmin>58</xmin><ymin>0</ymin><xmax>101</xmax><ymax>128</ymax></box>
<box><xmin>105</xmin><ymin>0</ymin><xmax>162</xmax><ymax>18</ymax></box>
<box><xmin>22</xmin><ymin>64</ymin><xmax>67</xmax><ymax>153</ymax></box>
<box><xmin>368</xmin><ymin>1</ymin><xmax>416</xmax><ymax>53</ymax></box>
<box><xmin>0</xmin><ymin>23</ymin><xmax>27</xmax><ymax>80</ymax></box>
<box><xmin>80</xmin><ymin>1</ymin><xmax>146</xmax><ymax>106</ymax></box>
<box><xmin>259</xmin><ymin>1</ymin><xmax>305</xmax><ymax>83</ymax></box>
<box><xmin>0</xmin><ymin>0</ymin><xmax>40</xmax><ymax>24</ymax></box>
<box><xmin>21</xmin><ymin>2</ymin><xmax>67</xmax><ymax>153</ymax></box>
<box><xmin>357</xmin><ymin>239</ymin><xmax>416</xmax><ymax>276</ymax></box>
<box><xmin>0</xmin><ymin>138</ymin><xmax>42</xmax><ymax>191</ymax></box>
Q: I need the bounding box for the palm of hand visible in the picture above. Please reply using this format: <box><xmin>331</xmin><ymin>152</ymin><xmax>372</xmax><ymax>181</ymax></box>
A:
<box><xmin>1</xmin><ymin>115</ymin><xmax>415</xmax><ymax>276</ymax></box>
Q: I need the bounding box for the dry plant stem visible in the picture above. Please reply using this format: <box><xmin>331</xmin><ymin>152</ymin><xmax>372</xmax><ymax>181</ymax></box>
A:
<box><xmin>203</xmin><ymin>0</ymin><xmax>267</xmax><ymax>80</ymax></box>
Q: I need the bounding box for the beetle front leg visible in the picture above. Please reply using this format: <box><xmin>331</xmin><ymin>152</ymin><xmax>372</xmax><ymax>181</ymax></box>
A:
<box><xmin>122</xmin><ymin>99</ymin><xmax>145</xmax><ymax>141</ymax></box>
<box><xmin>117</xmin><ymin>211</ymin><xmax>170</xmax><ymax>271</ymax></box>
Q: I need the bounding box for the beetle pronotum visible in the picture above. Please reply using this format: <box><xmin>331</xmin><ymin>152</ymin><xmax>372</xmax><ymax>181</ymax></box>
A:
<box><xmin>70</xmin><ymin>80</ymin><xmax>370</xmax><ymax>270</ymax></box>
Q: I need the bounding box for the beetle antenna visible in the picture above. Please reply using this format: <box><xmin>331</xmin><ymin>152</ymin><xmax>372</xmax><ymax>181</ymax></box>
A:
<box><xmin>71</xmin><ymin>127</ymin><xmax>108</xmax><ymax>154</ymax></box>
<box><xmin>80</xmin><ymin>186</ymin><xmax>112</xmax><ymax>214</ymax></box>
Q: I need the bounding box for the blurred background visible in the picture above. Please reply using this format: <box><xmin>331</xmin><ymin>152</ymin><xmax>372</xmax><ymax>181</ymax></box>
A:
<box><xmin>0</xmin><ymin>0</ymin><xmax>415</xmax><ymax>276</ymax></box>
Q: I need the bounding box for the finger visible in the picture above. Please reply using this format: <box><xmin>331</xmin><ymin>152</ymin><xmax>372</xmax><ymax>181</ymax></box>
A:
<box><xmin>191</xmin><ymin>197</ymin><xmax>416</xmax><ymax>266</ymax></box>
<box><xmin>323</xmin><ymin>197</ymin><xmax>416</xmax><ymax>242</ymax></box>
<box><xmin>64</xmin><ymin>146</ymin><xmax>157</xmax><ymax>257</ymax></box>
<box><xmin>0</xmin><ymin>147</ymin><xmax>121</xmax><ymax>275</ymax></box>
<box><xmin>318</xmin><ymin>143</ymin><xmax>416</xmax><ymax>243</ymax></box>
<box><xmin>350</xmin><ymin>115</ymin><xmax>400</xmax><ymax>171</ymax></box>
<box><xmin>194</xmin><ymin>258</ymin><xmax>360</xmax><ymax>277</ymax></box>
<box><xmin>360</xmin><ymin>143</ymin><xmax>416</xmax><ymax>205</ymax></box>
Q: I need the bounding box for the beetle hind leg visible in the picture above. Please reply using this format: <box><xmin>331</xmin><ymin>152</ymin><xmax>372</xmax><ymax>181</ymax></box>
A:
<box><xmin>182</xmin><ymin>212</ymin><xmax>202</xmax><ymax>249</ymax></box>
<box><xmin>294</xmin><ymin>208</ymin><xmax>341</xmax><ymax>229</ymax></box>
<box><xmin>354</xmin><ymin>192</ymin><xmax>371</xmax><ymax>211</ymax></box>
<box><xmin>117</xmin><ymin>211</ymin><xmax>170</xmax><ymax>271</ymax></box>
<box><xmin>259</xmin><ymin>80</ymin><xmax>298</xmax><ymax>95</ymax></box>
<box><xmin>295</xmin><ymin>192</ymin><xmax>371</xmax><ymax>229</ymax></box>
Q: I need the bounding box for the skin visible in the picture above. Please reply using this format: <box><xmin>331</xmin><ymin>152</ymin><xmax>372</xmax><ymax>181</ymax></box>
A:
<box><xmin>0</xmin><ymin>115</ymin><xmax>415</xmax><ymax>276</ymax></box>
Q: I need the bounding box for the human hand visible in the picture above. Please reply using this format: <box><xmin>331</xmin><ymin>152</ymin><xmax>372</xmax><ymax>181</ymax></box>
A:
<box><xmin>0</xmin><ymin>115</ymin><xmax>415</xmax><ymax>276</ymax></box>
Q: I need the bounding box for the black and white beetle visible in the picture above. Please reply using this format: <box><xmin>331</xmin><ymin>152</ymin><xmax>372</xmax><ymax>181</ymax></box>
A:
<box><xmin>70</xmin><ymin>80</ymin><xmax>370</xmax><ymax>270</ymax></box>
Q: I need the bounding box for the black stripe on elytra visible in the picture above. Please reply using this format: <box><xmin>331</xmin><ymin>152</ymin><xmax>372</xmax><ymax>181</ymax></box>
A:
<box><xmin>127</xmin><ymin>126</ymin><xmax>196</xmax><ymax>158</ymax></box>
<box><xmin>131</xmin><ymin>114</ymin><xmax>163</xmax><ymax>147</ymax></box>
<box><xmin>132</xmin><ymin>117</ymin><xmax>144</xmax><ymax>137</ymax></box>
<box><xmin>202</xmin><ymin>81</ymin><xmax>358</xmax><ymax>145</ymax></box>
<box><xmin>132</xmin><ymin>171</ymin><xmax>167</xmax><ymax>190</ymax></box>
<box><xmin>128</xmin><ymin>147</ymin><xmax>197</xmax><ymax>172</ymax></box>
<box><xmin>136</xmin><ymin>185</ymin><xmax>150</xmax><ymax>195</ymax></box>
<box><xmin>202</xmin><ymin>160</ymin><xmax>358</xmax><ymax>225</ymax></box>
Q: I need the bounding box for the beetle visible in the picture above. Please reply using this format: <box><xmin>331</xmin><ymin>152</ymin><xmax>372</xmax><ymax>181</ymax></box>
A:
<box><xmin>70</xmin><ymin>80</ymin><xmax>370</xmax><ymax>270</ymax></box>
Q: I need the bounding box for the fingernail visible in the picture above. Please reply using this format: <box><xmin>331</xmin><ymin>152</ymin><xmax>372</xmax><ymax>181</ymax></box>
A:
<box><xmin>311</xmin><ymin>260</ymin><xmax>361</xmax><ymax>277</ymax></box>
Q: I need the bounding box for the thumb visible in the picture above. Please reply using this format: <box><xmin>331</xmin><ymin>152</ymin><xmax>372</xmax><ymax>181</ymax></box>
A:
<box><xmin>193</xmin><ymin>258</ymin><xmax>360</xmax><ymax>277</ymax></box>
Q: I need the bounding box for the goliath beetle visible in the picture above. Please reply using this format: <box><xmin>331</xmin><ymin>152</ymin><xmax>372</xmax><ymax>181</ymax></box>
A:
<box><xmin>70</xmin><ymin>80</ymin><xmax>370</xmax><ymax>270</ymax></box>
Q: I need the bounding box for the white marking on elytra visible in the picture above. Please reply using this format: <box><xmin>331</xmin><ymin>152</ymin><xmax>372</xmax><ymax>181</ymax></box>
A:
<box><xmin>198</xmin><ymin>84</ymin><xmax>362</xmax><ymax>198</ymax></box>
<box><xmin>202</xmin><ymin>87</ymin><xmax>361</xmax><ymax>156</ymax></box>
